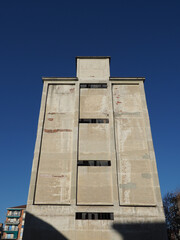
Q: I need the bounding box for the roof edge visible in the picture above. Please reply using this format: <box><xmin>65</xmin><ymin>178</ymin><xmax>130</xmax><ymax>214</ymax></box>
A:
<box><xmin>42</xmin><ymin>77</ymin><xmax>78</xmax><ymax>81</ymax></box>
<box><xmin>110</xmin><ymin>77</ymin><xmax>145</xmax><ymax>82</ymax></box>
<box><xmin>76</xmin><ymin>56</ymin><xmax>111</xmax><ymax>59</ymax></box>
<box><xmin>7</xmin><ymin>205</ymin><xmax>26</xmax><ymax>210</ymax></box>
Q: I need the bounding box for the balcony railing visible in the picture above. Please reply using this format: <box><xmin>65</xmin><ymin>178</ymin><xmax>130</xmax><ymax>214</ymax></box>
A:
<box><xmin>7</xmin><ymin>214</ymin><xmax>20</xmax><ymax>218</ymax></box>
<box><xmin>2</xmin><ymin>231</ymin><xmax>18</xmax><ymax>239</ymax></box>
<box><xmin>2</xmin><ymin>237</ymin><xmax>16</xmax><ymax>240</ymax></box>
<box><xmin>4</xmin><ymin>227</ymin><xmax>18</xmax><ymax>232</ymax></box>
<box><xmin>5</xmin><ymin>220</ymin><xmax>19</xmax><ymax>225</ymax></box>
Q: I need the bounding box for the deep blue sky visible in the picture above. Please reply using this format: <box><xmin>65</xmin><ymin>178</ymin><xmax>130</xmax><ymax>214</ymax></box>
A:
<box><xmin>0</xmin><ymin>0</ymin><xmax>180</xmax><ymax>223</ymax></box>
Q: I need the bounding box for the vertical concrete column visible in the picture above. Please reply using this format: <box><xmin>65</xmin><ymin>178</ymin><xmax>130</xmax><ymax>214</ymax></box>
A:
<box><xmin>109</xmin><ymin>82</ymin><xmax>120</xmax><ymax>206</ymax></box>
<box><xmin>71</xmin><ymin>81</ymin><xmax>80</xmax><ymax>205</ymax></box>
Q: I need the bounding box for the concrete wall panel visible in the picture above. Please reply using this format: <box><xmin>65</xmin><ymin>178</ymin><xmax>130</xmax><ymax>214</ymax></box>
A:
<box><xmin>80</xmin><ymin>89</ymin><xmax>108</xmax><ymax>119</ymax></box>
<box><xmin>113</xmin><ymin>84</ymin><xmax>155</xmax><ymax>206</ymax></box>
<box><xmin>35</xmin><ymin>85</ymin><xmax>75</xmax><ymax>204</ymax></box>
<box><xmin>77</xmin><ymin>167</ymin><xmax>113</xmax><ymax>205</ymax></box>
<box><xmin>79</xmin><ymin>124</ymin><xmax>110</xmax><ymax>160</ymax></box>
<box><xmin>113</xmin><ymin>84</ymin><xmax>142</xmax><ymax>114</ymax></box>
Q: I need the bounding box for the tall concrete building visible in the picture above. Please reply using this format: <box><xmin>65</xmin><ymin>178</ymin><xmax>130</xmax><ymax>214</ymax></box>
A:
<box><xmin>24</xmin><ymin>57</ymin><xmax>167</xmax><ymax>240</ymax></box>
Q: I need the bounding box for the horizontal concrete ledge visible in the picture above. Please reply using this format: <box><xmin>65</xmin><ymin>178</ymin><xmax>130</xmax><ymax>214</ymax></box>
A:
<box><xmin>119</xmin><ymin>204</ymin><xmax>157</xmax><ymax>207</ymax></box>
<box><xmin>76</xmin><ymin>204</ymin><xmax>114</xmax><ymax>206</ymax></box>
<box><xmin>76</xmin><ymin>56</ymin><xmax>111</xmax><ymax>60</ymax></box>
<box><xmin>33</xmin><ymin>204</ymin><xmax>71</xmax><ymax>206</ymax></box>
<box><xmin>42</xmin><ymin>77</ymin><xmax>145</xmax><ymax>82</ymax></box>
<box><xmin>110</xmin><ymin>77</ymin><xmax>145</xmax><ymax>81</ymax></box>
<box><xmin>42</xmin><ymin>77</ymin><xmax>78</xmax><ymax>81</ymax></box>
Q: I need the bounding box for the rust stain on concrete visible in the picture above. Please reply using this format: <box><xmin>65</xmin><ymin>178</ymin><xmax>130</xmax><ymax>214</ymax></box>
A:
<box><xmin>44</xmin><ymin>129</ymin><xmax>72</xmax><ymax>133</ymax></box>
<box><xmin>116</xmin><ymin>101</ymin><xmax>122</xmax><ymax>105</ymax></box>
<box><xmin>53</xmin><ymin>175</ymin><xmax>65</xmax><ymax>178</ymax></box>
<box><xmin>70</xmin><ymin>88</ymin><xmax>75</xmax><ymax>92</ymax></box>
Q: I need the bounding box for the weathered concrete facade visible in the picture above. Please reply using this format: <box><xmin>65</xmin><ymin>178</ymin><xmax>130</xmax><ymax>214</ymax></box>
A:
<box><xmin>24</xmin><ymin>57</ymin><xmax>167</xmax><ymax>240</ymax></box>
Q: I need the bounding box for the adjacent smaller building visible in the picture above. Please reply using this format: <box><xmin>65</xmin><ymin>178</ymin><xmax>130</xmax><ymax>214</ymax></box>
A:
<box><xmin>0</xmin><ymin>223</ymin><xmax>3</xmax><ymax>239</ymax></box>
<box><xmin>176</xmin><ymin>194</ymin><xmax>180</xmax><ymax>237</ymax></box>
<box><xmin>2</xmin><ymin>205</ymin><xmax>26</xmax><ymax>240</ymax></box>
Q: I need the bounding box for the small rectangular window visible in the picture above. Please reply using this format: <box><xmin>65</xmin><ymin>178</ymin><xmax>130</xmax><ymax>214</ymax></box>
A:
<box><xmin>75</xmin><ymin>212</ymin><xmax>114</xmax><ymax>220</ymax></box>
<box><xmin>79</xmin><ymin>119</ymin><xmax>109</xmax><ymax>124</ymax></box>
<box><xmin>80</xmin><ymin>84</ymin><xmax>107</xmax><ymax>88</ymax></box>
<box><xmin>78</xmin><ymin>160</ymin><xmax>111</xmax><ymax>166</ymax></box>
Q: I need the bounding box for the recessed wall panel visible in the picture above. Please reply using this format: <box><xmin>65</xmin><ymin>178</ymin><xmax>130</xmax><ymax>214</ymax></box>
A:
<box><xmin>77</xmin><ymin>167</ymin><xmax>113</xmax><ymax>205</ymax></box>
<box><xmin>35</xmin><ymin>85</ymin><xmax>75</xmax><ymax>204</ymax></box>
<box><xmin>79</xmin><ymin>124</ymin><xmax>110</xmax><ymax>160</ymax></box>
<box><xmin>113</xmin><ymin>84</ymin><xmax>155</xmax><ymax>205</ymax></box>
<box><xmin>80</xmin><ymin>89</ymin><xmax>108</xmax><ymax>119</ymax></box>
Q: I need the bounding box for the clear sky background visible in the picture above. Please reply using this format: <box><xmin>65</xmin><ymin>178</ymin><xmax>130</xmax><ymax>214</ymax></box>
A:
<box><xmin>0</xmin><ymin>0</ymin><xmax>180</xmax><ymax>223</ymax></box>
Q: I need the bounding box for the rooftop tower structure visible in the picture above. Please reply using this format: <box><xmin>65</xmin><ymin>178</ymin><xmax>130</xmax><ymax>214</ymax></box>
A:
<box><xmin>24</xmin><ymin>57</ymin><xmax>167</xmax><ymax>240</ymax></box>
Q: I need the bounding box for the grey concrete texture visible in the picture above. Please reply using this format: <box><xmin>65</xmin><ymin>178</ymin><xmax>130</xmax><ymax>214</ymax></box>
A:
<box><xmin>24</xmin><ymin>57</ymin><xmax>167</xmax><ymax>240</ymax></box>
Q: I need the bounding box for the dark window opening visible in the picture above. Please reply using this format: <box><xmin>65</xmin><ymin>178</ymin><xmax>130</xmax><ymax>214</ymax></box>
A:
<box><xmin>78</xmin><ymin>160</ymin><xmax>111</xmax><ymax>166</ymax></box>
<box><xmin>79</xmin><ymin>119</ymin><xmax>109</xmax><ymax>124</ymax></box>
<box><xmin>80</xmin><ymin>84</ymin><xmax>107</xmax><ymax>88</ymax></box>
<box><xmin>75</xmin><ymin>212</ymin><xmax>114</xmax><ymax>220</ymax></box>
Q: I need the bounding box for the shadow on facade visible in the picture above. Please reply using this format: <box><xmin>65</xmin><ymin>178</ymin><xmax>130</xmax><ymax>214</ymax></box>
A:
<box><xmin>112</xmin><ymin>222</ymin><xmax>168</xmax><ymax>240</ymax></box>
<box><xmin>23</xmin><ymin>212</ymin><xmax>168</xmax><ymax>240</ymax></box>
<box><xmin>23</xmin><ymin>212</ymin><xmax>67</xmax><ymax>240</ymax></box>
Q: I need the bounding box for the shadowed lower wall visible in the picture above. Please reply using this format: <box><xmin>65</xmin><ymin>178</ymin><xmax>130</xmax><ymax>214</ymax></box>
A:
<box><xmin>23</xmin><ymin>212</ymin><xmax>167</xmax><ymax>240</ymax></box>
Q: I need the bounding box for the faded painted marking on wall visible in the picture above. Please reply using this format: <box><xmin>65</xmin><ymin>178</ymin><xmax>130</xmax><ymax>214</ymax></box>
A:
<box><xmin>48</xmin><ymin>112</ymin><xmax>56</xmax><ymax>115</ymax></box>
<box><xmin>40</xmin><ymin>173</ymin><xmax>66</xmax><ymax>178</ymax></box>
<box><xmin>141</xmin><ymin>173</ymin><xmax>152</xmax><ymax>179</ymax></box>
<box><xmin>114</xmin><ymin>112</ymin><xmax>141</xmax><ymax>116</ymax></box>
<box><xmin>120</xmin><ymin>183</ymin><xmax>136</xmax><ymax>189</ymax></box>
<box><xmin>44</xmin><ymin>129</ymin><xmax>72</xmax><ymax>133</ymax></box>
<box><xmin>142</xmin><ymin>153</ymin><xmax>150</xmax><ymax>159</ymax></box>
<box><xmin>48</xmin><ymin>118</ymin><xmax>53</xmax><ymax>121</ymax></box>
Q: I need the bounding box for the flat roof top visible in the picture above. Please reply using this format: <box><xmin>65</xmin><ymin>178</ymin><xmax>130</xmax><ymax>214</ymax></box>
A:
<box><xmin>75</xmin><ymin>56</ymin><xmax>111</xmax><ymax>68</ymax></box>
<box><xmin>76</xmin><ymin>56</ymin><xmax>111</xmax><ymax>59</ymax></box>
